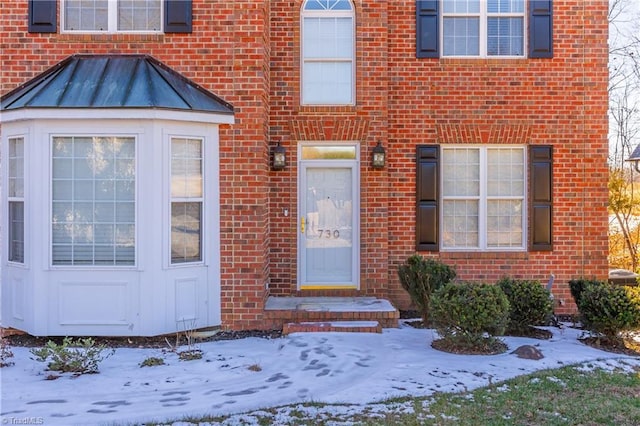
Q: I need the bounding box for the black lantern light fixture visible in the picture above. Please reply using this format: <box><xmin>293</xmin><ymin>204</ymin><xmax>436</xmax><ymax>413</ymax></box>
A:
<box><xmin>372</xmin><ymin>141</ymin><xmax>386</xmax><ymax>168</ymax></box>
<box><xmin>272</xmin><ymin>142</ymin><xmax>286</xmax><ymax>170</ymax></box>
<box><xmin>627</xmin><ymin>144</ymin><xmax>640</xmax><ymax>173</ymax></box>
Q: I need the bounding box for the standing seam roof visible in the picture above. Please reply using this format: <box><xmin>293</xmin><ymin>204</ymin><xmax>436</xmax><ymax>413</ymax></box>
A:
<box><xmin>1</xmin><ymin>54</ymin><xmax>234</xmax><ymax>115</ymax></box>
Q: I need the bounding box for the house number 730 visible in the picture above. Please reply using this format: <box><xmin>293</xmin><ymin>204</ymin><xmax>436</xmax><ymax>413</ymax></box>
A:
<box><xmin>318</xmin><ymin>229</ymin><xmax>340</xmax><ymax>239</ymax></box>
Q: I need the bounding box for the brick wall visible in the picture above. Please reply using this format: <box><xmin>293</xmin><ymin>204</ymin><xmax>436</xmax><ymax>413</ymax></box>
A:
<box><xmin>1</xmin><ymin>0</ymin><xmax>610</xmax><ymax>325</ymax></box>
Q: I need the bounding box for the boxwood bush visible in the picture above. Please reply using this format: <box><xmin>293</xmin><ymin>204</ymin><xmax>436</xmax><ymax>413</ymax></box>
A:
<box><xmin>398</xmin><ymin>255</ymin><xmax>456</xmax><ymax>323</ymax></box>
<box><xmin>569</xmin><ymin>277</ymin><xmax>604</xmax><ymax>307</ymax></box>
<box><xmin>429</xmin><ymin>282</ymin><xmax>509</xmax><ymax>353</ymax></box>
<box><xmin>497</xmin><ymin>277</ymin><xmax>553</xmax><ymax>333</ymax></box>
<box><xmin>577</xmin><ymin>283</ymin><xmax>640</xmax><ymax>339</ymax></box>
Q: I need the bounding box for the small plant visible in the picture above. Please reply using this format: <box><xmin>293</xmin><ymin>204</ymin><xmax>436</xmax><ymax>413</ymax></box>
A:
<box><xmin>577</xmin><ymin>283</ymin><xmax>640</xmax><ymax>340</ymax></box>
<box><xmin>175</xmin><ymin>320</ymin><xmax>203</xmax><ymax>361</ymax></box>
<box><xmin>30</xmin><ymin>337</ymin><xmax>114</xmax><ymax>374</ymax></box>
<box><xmin>429</xmin><ymin>282</ymin><xmax>509</xmax><ymax>353</ymax></box>
<box><xmin>397</xmin><ymin>254</ymin><xmax>456</xmax><ymax>323</ymax></box>
<box><xmin>247</xmin><ymin>363</ymin><xmax>262</xmax><ymax>372</ymax></box>
<box><xmin>0</xmin><ymin>336</ymin><xmax>15</xmax><ymax>367</ymax></box>
<box><xmin>497</xmin><ymin>277</ymin><xmax>553</xmax><ymax>334</ymax></box>
<box><xmin>140</xmin><ymin>356</ymin><xmax>165</xmax><ymax>367</ymax></box>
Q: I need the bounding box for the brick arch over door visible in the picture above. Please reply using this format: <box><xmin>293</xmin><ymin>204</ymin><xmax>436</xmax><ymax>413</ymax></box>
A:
<box><xmin>289</xmin><ymin>117</ymin><xmax>370</xmax><ymax>141</ymax></box>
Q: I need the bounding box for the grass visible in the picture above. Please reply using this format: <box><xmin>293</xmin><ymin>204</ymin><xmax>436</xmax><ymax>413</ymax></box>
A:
<box><xmin>158</xmin><ymin>362</ymin><xmax>640</xmax><ymax>425</ymax></box>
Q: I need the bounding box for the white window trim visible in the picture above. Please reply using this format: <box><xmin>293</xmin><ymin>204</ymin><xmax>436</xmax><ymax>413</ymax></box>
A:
<box><xmin>49</xmin><ymin>133</ymin><xmax>139</xmax><ymax>269</ymax></box>
<box><xmin>61</xmin><ymin>0</ymin><xmax>163</xmax><ymax>34</ymax></box>
<box><xmin>441</xmin><ymin>145</ymin><xmax>527</xmax><ymax>251</ymax></box>
<box><xmin>300</xmin><ymin>0</ymin><xmax>356</xmax><ymax>106</ymax></box>
<box><xmin>441</xmin><ymin>0</ymin><xmax>526</xmax><ymax>58</ymax></box>
<box><xmin>169</xmin><ymin>135</ymin><xmax>206</xmax><ymax>267</ymax></box>
<box><xmin>7</xmin><ymin>136</ymin><xmax>26</xmax><ymax>266</ymax></box>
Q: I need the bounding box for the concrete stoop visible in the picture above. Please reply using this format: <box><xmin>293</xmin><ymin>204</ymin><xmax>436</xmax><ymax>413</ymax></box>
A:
<box><xmin>264</xmin><ymin>296</ymin><xmax>399</xmax><ymax>335</ymax></box>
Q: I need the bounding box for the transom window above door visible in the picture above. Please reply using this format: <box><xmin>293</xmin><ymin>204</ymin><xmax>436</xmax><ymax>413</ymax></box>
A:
<box><xmin>301</xmin><ymin>0</ymin><xmax>355</xmax><ymax>105</ymax></box>
<box><xmin>443</xmin><ymin>0</ymin><xmax>525</xmax><ymax>57</ymax></box>
<box><xmin>63</xmin><ymin>0</ymin><xmax>162</xmax><ymax>32</ymax></box>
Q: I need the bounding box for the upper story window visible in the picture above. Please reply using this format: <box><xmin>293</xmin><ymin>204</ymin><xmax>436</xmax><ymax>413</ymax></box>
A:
<box><xmin>443</xmin><ymin>0</ymin><xmax>524</xmax><ymax>57</ymax></box>
<box><xmin>301</xmin><ymin>0</ymin><xmax>355</xmax><ymax>105</ymax></box>
<box><xmin>63</xmin><ymin>0</ymin><xmax>162</xmax><ymax>33</ymax></box>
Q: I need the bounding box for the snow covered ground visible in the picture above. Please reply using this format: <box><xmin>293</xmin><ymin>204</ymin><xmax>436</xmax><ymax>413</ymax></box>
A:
<box><xmin>1</xmin><ymin>322</ymin><xmax>639</xmax><ymax>425</ymax></box>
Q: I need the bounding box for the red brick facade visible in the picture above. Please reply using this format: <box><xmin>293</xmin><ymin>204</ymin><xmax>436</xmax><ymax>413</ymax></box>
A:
<box><xmin>1</xmin><ymin>1</ymin><xmax>609</xmax><ymax>328</ymax></box>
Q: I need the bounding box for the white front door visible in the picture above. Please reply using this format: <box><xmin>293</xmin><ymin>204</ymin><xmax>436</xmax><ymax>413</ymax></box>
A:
<box><xmin>298</xmin><ymin>144</ymin><xmax>359</xmax><ymax>289</ymax></box>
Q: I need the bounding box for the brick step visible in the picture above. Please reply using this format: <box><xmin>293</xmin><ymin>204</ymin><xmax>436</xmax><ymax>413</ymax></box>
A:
<box><xmin>264</xmin><ymin>296</ymin><xmax>399</xmax><ymax>331</ymax></box>
<box><xmin>283</xmin><ymin>320</ymin><xmax>382</xmax><ymax>335</ymax></box>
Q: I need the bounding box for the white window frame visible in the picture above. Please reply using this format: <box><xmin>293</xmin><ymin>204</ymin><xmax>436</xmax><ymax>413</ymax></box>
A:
<box><xmin>50</xmin><ymin>134</ymin><xmax>137</xmax><ymax>267</ymax></box>
<box><xmin>61</xmin><ymin>0</ymin><xmax>163</xmax><ymax>34</ymax></box>
<box><xmin>8</xmin><ymin>136</ymin><xmax>25</xmax><ymax>265</ymax></box>
<box><xmin>169</xmin><ymin>136</ymin><xmax>205</xmax><ymax>266</ymax></box>
<box><xmin>300</xmin><ymin>0</ymin><xmax>356</xmax><ymax>105</ymax></box>
<box><xmin>441</xmin><ymin>0</ymin><xmax>526</xmax><ymax>58</ymax></box>
<box><xmin>441</xmin><ymin>145</ymin><xmax>526</xmax><ymax>251</ymax></box>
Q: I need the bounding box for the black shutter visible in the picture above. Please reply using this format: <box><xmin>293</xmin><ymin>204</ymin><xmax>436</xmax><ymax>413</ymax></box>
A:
<box><xmin>529</xmin><ymin>1</ymin><xmax>553</xmax><ymax>58</ymax></box>
<box><xmin>165</xmin><ymin>0</ymin><xmax>192</xmax><ymax>33</ymax></box>
<box><xmin>416</xmin><ymin>1</ymin><xmax>439</xmax><ymax>58</ymax></box>
<box><xmin>28</xmin><ymin>0</ymin><xmax>56</xmax><ymax>33</ymax></box>
<box><xmin>416</xmin><ymin>145</ymin><xmax>439</xmax><ymax>251</ymax></box>
<box><xmin>530</xmin><ymin>146</ymin><xmax>553</xmax><ymax>251</ymax></box>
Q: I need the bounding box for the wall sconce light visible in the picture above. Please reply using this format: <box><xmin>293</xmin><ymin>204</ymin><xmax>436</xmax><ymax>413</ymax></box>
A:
<box><xmin>272</xmin><ymin>142</ymin><xmax>286</xmax><ymax>170</ymax></box>
<box><xmin>372</xmin><ymin>141</ymin><xmax>386</xmax><ymax>168</ymax></box>
<box><xmin>627</xmin><ymin>144</ymin><xmax>640</xmax><ymax>173</ymax></box>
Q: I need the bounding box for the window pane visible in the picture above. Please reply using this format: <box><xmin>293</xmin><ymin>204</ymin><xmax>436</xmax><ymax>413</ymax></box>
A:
<box><xmin>171</xmin><ymin>138</ymin><xmax>203</xmax><ymax>198</ymax></box>
<box><xmin>487</xmin><ymin>17</ymin><xmax>524</xmax><ymax>56</ymax></box>
<box><xmin>304</xmin><ymin>18</ymin><xmax>352</xmax><ymax>59</ymax></box>
<box><xmin>443</xmin><ymin>148</ymin><xmax>480</xmax><ymax>196</ymax></box>
<box><xmin>118</xmin><ymin>0</ymin><xmax>161</xmax><ymax>31</ymax></box>
<box><xmin>64</xmin><ymin>0</ymin><xmax>108</xmax><ymax>31</ymax></box>
<box><xmin>487</xmin><ymin>200</ymin><xmax>523</xmax><ymax>247</ymax></box>
<box><xmin>443</xmin><ymin>18</ymin><xmax>480</xmax><ymax>56</ymax></box>
<box><xmin>488</xmin><ymin>0</ymin><xmax>524</xmax><ymax>13</ymax></box>
<box><xmin>487</xmin><ymin>148</ymin><xmax>524</xmax><ymax>196</ymax></box>
<box><xmin>171</xmin><ymin>202</ymin><xmax>202</xmax><ymax>263</ymax></box>
<box><xmin>52</xmin><ymin>136</ymin><xmax>135</xmax><ymax>266</ymax></box>
<box><xmin>302</xmin><ymin>62</ymin><xmax>353</xmax><ymax>104</ymax></box>
<box><xmin>304</xmin><ymin>0</ymin><xmax>352</xmax><ymax>11</ymax></box>
<box><xmin>444</xmin><ymin>0</ymin><xmax>481</xmax><ymax>13</ymax></box>
<box><xmin>443</xmin><ymin>200</ymin><xmax>479</xmax><ymax>248</ymax></box>
<box><xmin>9</xmin><ymin>137</ymin><xmax>24</xmax><ymax>197</ymax></box>
<box><xmin>9</xmin><ymin>202</ymin><xmax>24</xmax><ymax>263</ymax></box>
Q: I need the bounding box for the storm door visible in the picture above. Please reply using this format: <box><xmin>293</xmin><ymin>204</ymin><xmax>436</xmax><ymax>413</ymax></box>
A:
<box><xmin>298</xmin><ymin>144</ymin><xmax>360</xmax><ymax>289</ymax></box>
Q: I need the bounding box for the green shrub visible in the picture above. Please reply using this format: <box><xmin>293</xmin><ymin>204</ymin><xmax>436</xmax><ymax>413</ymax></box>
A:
<box><xmin>30</xmin><ymin>337</ymin><xmax>114</xmax><ymax>374</ymax></box>
<box><xmin>397</xmin><ymin>254</ymin><xmax>456</xmax><ymax>323</ymax></box>
<box><xmin>577</xmin><ymin>283</ymin><xmax>640</xmax><ymax>339</ymax></box>
<box><xmin>569</xmin><ymin>277</ymin><xmax>604</xmax><ymax>306</ymax></box>
<box><xmin>497</xmin><ymin>277</ymin><xmax>553</xmax><ymax>333</ymax></box>
<box><xmin>429</xmin><ymin>282</ymin><xmax>510</xmax><ymax>351</ymax></box>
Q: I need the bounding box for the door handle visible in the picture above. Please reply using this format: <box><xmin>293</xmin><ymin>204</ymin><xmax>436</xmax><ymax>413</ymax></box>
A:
<box><xmin>301</xmin><ymin>216</ymin><xmax>305</xmax><ymax>233</ymax></box>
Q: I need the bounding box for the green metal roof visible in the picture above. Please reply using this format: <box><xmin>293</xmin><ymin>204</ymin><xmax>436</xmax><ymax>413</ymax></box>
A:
<box><xmin>1</xmin><ymin>54</ymin><xmax>234</xmax><ymax>115</ymax></box>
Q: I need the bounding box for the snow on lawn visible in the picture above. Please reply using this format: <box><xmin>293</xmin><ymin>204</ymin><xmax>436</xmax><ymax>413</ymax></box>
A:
<box><xmin>1</xmin><ymin>322</ymin><xmax>639</xmax><ymax>426</ymax></box>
